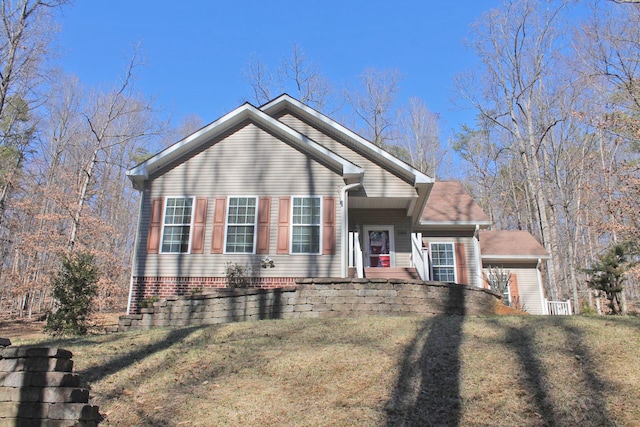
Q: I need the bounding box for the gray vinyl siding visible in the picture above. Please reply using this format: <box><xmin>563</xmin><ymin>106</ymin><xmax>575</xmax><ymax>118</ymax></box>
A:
<box><xmin>349</xmin><ymin>209</ymin><xmax>412</xmax><ymax>268</ymax></box>
<box><xmin>493</xmin><ymin>266</ymin><xmax>545</xmax><ymax>315</ymax></box>
<box><xmin>133</xmin><ymin>121</ymin><xmax>343</xmax><ymax>278</ymax></box>
<box><xmin>277</xmin><ymin>113</ymin><xmax>417</xmax><ymax>198</ymax></box>
<box><xmin>421</xmin><ymin>234</ymin><xmax>480</xmax><ymax>287</ymax></box>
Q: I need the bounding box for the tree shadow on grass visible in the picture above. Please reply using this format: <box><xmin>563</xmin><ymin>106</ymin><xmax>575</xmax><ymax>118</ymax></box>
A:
<box><xmin>489</xmin><ymin>317</ymin><xmax>615</xmax><ymax>427</ymax></box>
<box><xmin>385</xmin><ymin>285</ymin><xmax>465</xmax><ymax>426</ymax></box>
<box><xmin>556</xmin><ymin>317</ymin><xmax>615</xmax><ymax>426</ymax></box>
<box><xmin>498</xmin><ymin>320</ymin><xmax>558</xmax><ymax>426</ymax></box>
<box><xmin>76</xmin><ymin>326</ymin><xmax>205</xmax><ymax>385</ymax></box>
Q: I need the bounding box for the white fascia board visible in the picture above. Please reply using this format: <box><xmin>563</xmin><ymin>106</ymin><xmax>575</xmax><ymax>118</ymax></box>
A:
<box><xmin>481</xmin><ymin>254</ymin><xmax>551</xmax><ymax>262</ymax></box>
<box><xmin>126</xmin><ymin>102</ymin><xmax>363</xmax><ymax>189</ymax></box>
<box><xmin>261</xmin><ymin>95</ymin><xmax>433</xmax><ymax>185</ymax></box>
<box><xmin>419</xmin><ymin>220</ymin><xmax>493</xmax><ymax>228</ymax></box>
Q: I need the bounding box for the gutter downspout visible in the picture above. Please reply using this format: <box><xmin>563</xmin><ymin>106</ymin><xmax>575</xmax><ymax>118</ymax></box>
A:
<box><xmin>340</xmin><ymin>182</ymin><xmax>362</xmax><ymax>277</ymax></box>
<box><xmin>473</xmin><ymin>224</ymin><xmax>483</xmax><ymax>288</ymax></box>
<box><xmin>126</xmin><ymin>190</ymin><xmax>145</xmax><ymax>314</ymax></box>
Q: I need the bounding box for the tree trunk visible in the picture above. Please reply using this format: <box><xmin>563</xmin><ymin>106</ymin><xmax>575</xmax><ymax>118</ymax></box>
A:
<box><xmin>68</xmin><ymin>147</ymin><xmax>99</xmax><ymax>252</ymax></box>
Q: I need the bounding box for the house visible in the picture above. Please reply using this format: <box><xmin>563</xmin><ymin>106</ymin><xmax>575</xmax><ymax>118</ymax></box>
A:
<box><xmin>478</xmin><ymin>230</ymin><xmax>550</xmax><ymax>314</ymax></box>
<box><xmin>126</xmin><ymin>94</ymin><xmax>549</xmax><ymax>315</ymax></box>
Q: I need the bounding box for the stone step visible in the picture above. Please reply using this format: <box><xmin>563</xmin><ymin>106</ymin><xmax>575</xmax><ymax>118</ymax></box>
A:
<box><xmin>364</xmin><ymin>267</ymin><xmax>421</xmax><ymax>280</ymax></box>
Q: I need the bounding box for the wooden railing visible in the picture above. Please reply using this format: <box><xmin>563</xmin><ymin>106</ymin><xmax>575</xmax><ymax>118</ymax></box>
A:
<box><xmin>546</xmin><ymin>299</ymin><xmax>572</xmax><ymax>315</ymax></box>
<box><xmin>348</xmin><ymin>232</ymin><xmax>364</xmax><ymax>278</ymax></box>
<box><xmin>411</xmin><ymin>232</ymin><xmax>429</xmax><ymax>281</ymax></box>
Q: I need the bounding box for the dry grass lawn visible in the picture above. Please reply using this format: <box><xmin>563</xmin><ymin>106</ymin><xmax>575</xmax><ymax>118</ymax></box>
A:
<box><xmin>10</xmin><ymin>315</ymin><xmax>640</xmax><ymax>426</ymax></box>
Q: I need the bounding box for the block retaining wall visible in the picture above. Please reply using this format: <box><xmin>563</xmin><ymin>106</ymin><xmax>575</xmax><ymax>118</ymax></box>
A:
<box><xmin>118</xmin><ymin>279</ymin><xmax>501</xmax><ymax>331</ymax></box>
<box><xmin>0</xmin><ymin>340</ymin><xmax>100</xmax><ymax>426</ymax></box>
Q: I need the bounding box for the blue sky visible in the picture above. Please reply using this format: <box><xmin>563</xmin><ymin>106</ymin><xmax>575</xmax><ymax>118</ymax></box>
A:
<box><xmin>54</xmin><ymin>1</ymin><xmax>503</xmax><ymax>142</ymax></box>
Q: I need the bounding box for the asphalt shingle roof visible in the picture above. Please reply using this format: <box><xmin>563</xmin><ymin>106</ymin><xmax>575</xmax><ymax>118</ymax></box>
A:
<box><xmin>479</xmin><ymin>230</ymin><xmax>549</xmax><ymax>258</ymax></box>
<box><xmin>421</xmin><ymin>181</ymin><xmax>490</xmax><ymax>223</ymax></box>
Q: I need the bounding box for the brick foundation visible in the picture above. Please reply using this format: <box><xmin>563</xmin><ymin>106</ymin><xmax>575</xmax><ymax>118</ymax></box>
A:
<box><xmin>130</xmin><ymin>276</ymin><xmax>298</xmax><ymax>313</ymax></box>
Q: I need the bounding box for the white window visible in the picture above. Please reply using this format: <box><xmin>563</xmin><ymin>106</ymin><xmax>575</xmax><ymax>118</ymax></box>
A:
<box><xmin>161</xmin><ymin>197</ymin><xmax>194</xmax><ymax>253</ymax></box>
<box><xmin>430</xmin><ymin>243</ymin><xmax>456</xmax><ymax>282</ymax></box>
<box><xmin>225</xmin><ymin>197</ymin><xmax>257</xmax><ymax>253</ymax></box>
<box><xmin>291</xmin><ymin>196</ymin><xmax>321</xmax><ymax>254</ymax></box>
<box><xmin>503</xmin><ymin>284</ymin><xmax>512</xmax><ymax>306</ymax></box>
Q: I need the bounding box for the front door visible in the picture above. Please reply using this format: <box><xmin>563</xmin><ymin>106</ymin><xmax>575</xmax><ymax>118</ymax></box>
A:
<box><xmin>364</xmin><ymin>226</ymin><xmax>395</xmax><ymax>267</ymax></box>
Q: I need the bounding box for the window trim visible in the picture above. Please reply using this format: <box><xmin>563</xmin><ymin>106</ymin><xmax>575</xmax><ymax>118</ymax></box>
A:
<box><xmin>224</xmin><ymin>196</ymin><xmax>259</xmax><ymax>254</ymax></box>
<box><xmin>290</xmin><ymin>195</ymin><xmax>322</xmax><ymax>255</ymax></box>
<box><xmin>159</xmin><ymin>196</ymin><xmax>195</xmax><ymax>254</ymax></box>
<box><xmin>429</xmin><ymin>242</ymin><xmax>457</xmax><ymax>282</ymax></box>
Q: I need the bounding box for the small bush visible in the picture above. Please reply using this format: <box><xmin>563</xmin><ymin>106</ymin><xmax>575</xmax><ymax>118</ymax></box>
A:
<box><xmin>483</xmin><ymin>265</ymin><xmax>513</xmax><ymax>306</ymax></box>
<box><xmin>580</xmin><ymin>301</ymin><xmax>598</xmax><ymax>316</ymax></box>
<box><xmin>139</xmin><ymin>295</ymin><xmax>160</xmax><ymax>308</ymax></box>
<box><xmin>45</xmin><ymin>251</ymin><xmax>99</xmax><ymax>336</ymax></box>
<box><xmin>225</xmin><ymin>262</ymin><xmax>249</xmax><ymax>288</ymax></box>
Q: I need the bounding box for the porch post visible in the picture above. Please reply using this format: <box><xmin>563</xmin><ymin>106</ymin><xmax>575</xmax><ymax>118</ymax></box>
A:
<box><xmin>537</xmin><ymin>258</ymin><xmax>548</xmax><ymax>315</ymax></box>
<box><xmin>341</xmin><ymin>183</ymin><xmax>362</xmax><ymax>277</ymax></box>
<box><xmin>473</xmin><ymin>224</ymin><xmax>483</xmax><ymax>288</ymax></box>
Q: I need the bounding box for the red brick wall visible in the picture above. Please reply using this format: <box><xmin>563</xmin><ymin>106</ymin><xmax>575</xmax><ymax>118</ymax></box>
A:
<box><xmin>130</xmin><ymin>276</ymin><xmax>298</xmax><ymax>313</ymax></box>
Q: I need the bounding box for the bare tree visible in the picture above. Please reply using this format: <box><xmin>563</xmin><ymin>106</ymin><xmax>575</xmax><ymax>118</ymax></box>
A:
<box><xmin>397</xmin><ymin>97</ymin><xmax>444</xmax><ymax>177</ymax></box>
<box><xmin>0</xmin><ymin>0</ymin><xmax>67</xmax><ymax>225</ymax></box>
<box><xmin>574</xmin><ymin>2</ymin><xmax>640</xmax><ymax>306</ymax></box>
<box><xmin>244</xmin><ymin>54</ymin><xmax>275</xmax><ymax>106</ymax></box>
<box><xmin>455</xmin><ymin>0</ymin><xmax>640</xmax><ymax>312</ymax></box>
<box><xmin>456</xmin><ymin>0</ymin><xmax>580</xmax><ymax>304</ymax></box>
<box><xmin>279</xmin><ymin>45</ymin><xmax>332</xmax><ymax>111</ymax></box>
<box><xmin>346</xmin><ymin>68</ymin><xmax>401</xmax><ymax>147</ymax></box>
<box><xmin>68</xmin><ymin>51</ymin><xmax>160</xmax><ymax>251</ymax></box>
<box><xmin>244</xmin><ymin>44</ymin><xmax>334</xmax><ymax>111</ymax></box>
<box><xmin>0</xmin><ymin>0</ymin><xmax>68</xmax><ymax>316</ymax></box>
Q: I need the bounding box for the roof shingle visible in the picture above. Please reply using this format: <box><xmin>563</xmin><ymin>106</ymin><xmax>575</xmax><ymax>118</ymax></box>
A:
<box><xmin>479</xmin><ymin>230</ymin><xmax>549</xmax><ymax>258</ymax></box>
<box><xmin>421</xmin><ymin>181</ymin><xmax>490</xmax><ymax>223</ymax></box>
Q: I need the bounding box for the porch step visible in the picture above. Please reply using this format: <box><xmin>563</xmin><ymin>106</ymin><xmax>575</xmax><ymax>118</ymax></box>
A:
<box><xmin>364</xmin><ymin>267</ymin><xmax>421</xmax><ymax>280</ymax></box>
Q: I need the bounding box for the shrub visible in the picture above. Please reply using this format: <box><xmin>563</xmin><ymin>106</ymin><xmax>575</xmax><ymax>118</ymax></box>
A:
<box><xmin>580</xmin><ymin>302</ymin><xmax>598</xmax><ymax>316</ymax></box>
<box><xmin>139</xmin><ymin>295</ymin><xmax>160</xmax><ymax>308</ymax></box>
<box><xmin>225</xmin><ymin>262</ymin><xmax>249</xmax><ymax>288</ymax></box>
<box><xmin>483</xmin><ymin>265</ymin><xmax>512</xmax><ymax>305</ymax></box>
<box><xmin>584</xmin><ymin>242</ymin><xmax>638</xmax><ymax>315</ymax></box>
<box><xmin>45</xmin><ymin>251</ymin><xmax>100</xmax><ymax>336</ymax></box>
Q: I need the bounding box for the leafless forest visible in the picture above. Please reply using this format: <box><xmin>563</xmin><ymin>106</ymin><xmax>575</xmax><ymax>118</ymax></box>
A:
<box><xmin>1</xmin><ymin>0</ymin><xmax>638</xmax><ymax>317</ymax></box>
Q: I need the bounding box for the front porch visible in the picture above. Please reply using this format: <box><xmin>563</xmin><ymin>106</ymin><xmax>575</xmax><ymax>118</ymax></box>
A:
<box><xmin>347</xmin><ymin>231</ymin><xmax>428</xmax><ymax>281</ymax></box>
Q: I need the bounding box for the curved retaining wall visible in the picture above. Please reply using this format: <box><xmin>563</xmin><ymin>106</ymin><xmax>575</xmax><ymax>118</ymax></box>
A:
<box><xmin>117</xmin><ymin>279</ymin><xmax>501</xmax><ymax>331</ymax></box>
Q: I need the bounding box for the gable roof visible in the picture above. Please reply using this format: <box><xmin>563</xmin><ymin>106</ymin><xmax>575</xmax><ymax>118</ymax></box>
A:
<box><xmin>419</xmin><ymin>181</ymin><xmax>491</xmax><ymax>228</ymax></box>
<box><xmin>479</xmin><ymin>230</ymin><xmax>550</xmax><ymax>261</ymax></box>
<box><xmin>127</xmin><ymin>102</ymin><xmax>364</xmax><ymax>190</ymax></box>
<box><xmin>260</xmin><ymin>94</ymin><xmax>434</xmax><ymax>187</ymax></box>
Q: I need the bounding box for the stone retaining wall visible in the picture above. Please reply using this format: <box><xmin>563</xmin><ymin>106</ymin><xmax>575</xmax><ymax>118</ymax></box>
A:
<box><xmin>0</xmin><ymin>340</ymin><xmax>100</xmax><ymax>426</ymax></box>
<box><xmin>117</xmin><ymin>279</ymin><xmax>501</xmax><ymax>331</ymax></box>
